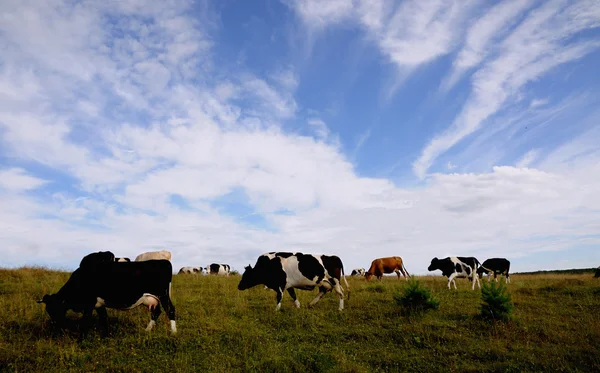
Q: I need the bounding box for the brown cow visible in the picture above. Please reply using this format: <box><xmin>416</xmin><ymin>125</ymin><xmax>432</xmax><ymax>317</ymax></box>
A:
<box><xmin>364</xmin><ymin>256</ymin><xmax>410</xmax><ymax>281</ymax></box>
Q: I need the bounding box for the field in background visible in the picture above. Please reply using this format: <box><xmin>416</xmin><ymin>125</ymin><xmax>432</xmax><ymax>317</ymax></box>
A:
<box><xmin>1</xmin><ymin>268</ymin><xmax>600</xmax><ymax>372</ymax></box>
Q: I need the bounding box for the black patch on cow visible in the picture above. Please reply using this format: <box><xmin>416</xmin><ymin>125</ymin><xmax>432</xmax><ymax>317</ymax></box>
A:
<box><xmin>478</xmin><ymin>258</ymin><xmax>510</xmax><ymax>278</ymax></box>
<box><xmin>271</xmin><ymin>252</ymin><xmax>295</xmax><ymax>258</ymax></box>
<box><xmin>209</xmin><ymin>263</ymin><xmax>220</xmax><ymax>273</ymax></box>
<box><xmin>429</xmin><ymin>258</ymin><xmax>457</xmax><ymax>277</ymax></box>
<box><xmin>296</xmin><ymin>254</ymin><xmax>326</xmax><ymax>284</ymax></box>
<box><xmin>320</xmin><ymin>255</ymin><xmax>344</xmax><ymax>281</ymax></box>
<box><xmin>80</xmin><ymin>251</ymin><xmax>116</xmax><ymax>268</ymax></box>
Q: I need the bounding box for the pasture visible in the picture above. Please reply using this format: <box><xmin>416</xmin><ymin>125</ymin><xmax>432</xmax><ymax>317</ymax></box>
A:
<box><xmin>1</xmin><ymin>267</ymin><xmax>600</xmax><ymax>372</ymax></box>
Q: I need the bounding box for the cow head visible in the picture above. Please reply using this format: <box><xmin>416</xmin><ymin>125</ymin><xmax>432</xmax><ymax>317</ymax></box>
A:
<box><xmin>364</xmin><ymin>271</ymin><xmax>373</xmax><ymax>281</ymax></box>
<box><xmin>37</xmin><ymin>294</ymin><xmax>67</xmax><ymax>325</ymax></box>
<box><xmin>427</xmin><ymin>257</ymin><xmax>440</xmax><ymax>271</ymax></box>
<box><xmin>237</xmin><ymin>265</ymin><xmax>257</xmax><ymax>290</ymax></box>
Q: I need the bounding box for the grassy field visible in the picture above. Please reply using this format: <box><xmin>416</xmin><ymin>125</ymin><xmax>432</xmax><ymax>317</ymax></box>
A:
<box><xmin>1</xmin><ymin>267</ymin><xmax>600</xmax><ymax>372</ymax></box>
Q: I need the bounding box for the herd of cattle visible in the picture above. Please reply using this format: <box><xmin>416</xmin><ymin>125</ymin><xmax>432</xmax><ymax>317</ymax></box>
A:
<box><xmin>34</xmin><ymin>249</ymin><xmax>540</xmax><ymax>339</ymax></box>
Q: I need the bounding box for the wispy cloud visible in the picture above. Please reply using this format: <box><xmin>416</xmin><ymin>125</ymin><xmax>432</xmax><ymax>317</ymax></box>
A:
<box><xmin>442</xmin><ymin>0</ymin><xmax>535</xmax><ymax>91</ymax></box>
<box><xmin>414</xmin><ymin>0</ymin><xmax>600</xmax><ymax>178</ymax></box>
<box><xmin>515</xmin><ymin>149</ymin><xmax>540</xmax><ymax>168</ymax></box>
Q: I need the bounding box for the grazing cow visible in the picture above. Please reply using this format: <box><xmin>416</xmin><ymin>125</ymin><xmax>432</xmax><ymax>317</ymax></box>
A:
<box><xmin>477</xmin><ymin>258</ymin><xmax>511</xmax><ymax>283</ymax></box>
<box><xmin>238</xmin><ymin>252</ymin><xmax>350</xmax><ymax>311</ymax></box>
<box><xmin>38</xmin><ymin>251</ymin><xmax>176</xmax><ymax>339</ymax></box>
<box><xmin>428</xmin><ymin>256</ymin><xmax>481</xmax><ymax>290</ymax></box>
<box><xmin>364</xmin><ymin>256</ymin><xmax>410</xmax><ymax>281</ymax></box>
<box><xmin>135</xmin><ymin>250</ymin><xmax>172</xmax><ymax>262</ymax></box>
<box><xmin>595</xmin><ymin>267</ymin><xmax>600</xmax><ymax>278</ymax></box>
<box><xmin>178</xmin><ymin>266</ymin><xmax>203</xmax><ymax>274</ymax></box>
<box><xmin>351</xmin><ymin>268</ymin><xmax>365</xmax><ymax>276</ymax></box>
<box><xmin>208</xmin><ymin>263</ymin><xmax>230</xmax><ymax>276</ymax></box>
<box><xmin>115</xmin><ymin>257</ymin><xmax>131</xmax><ymax>263</ymax></box>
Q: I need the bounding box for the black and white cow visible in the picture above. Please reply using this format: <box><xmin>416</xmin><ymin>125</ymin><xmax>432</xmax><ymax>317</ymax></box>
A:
<box><xmin>37</xmin><ymin>251</ymin><xmax>176</xmax><ymax>339</ymax></box>
<box><xmin>208</xmin><ymin>263</ymin><xmax>230</xmax><ymax>276</ymax></box>
<box><xmin>178</xmin><ymin>266</ymin><xmax>203</xmax><ymax>274</ymax></box>
<box><xmin>351</xmin><ymin>268</ymin><xmax>365</xmax><ymax>276</ymax></box>
<box><xmin>477</xmin><ymin>258</ymin><xmax>511</xmax><ymax>283</ymax></box>
<box><xmin>238</xmin><ymin>252</ymin><xmax>350</xmax><ymax>311</ymax></box>
<box><xmin>428</xmin><ymin>256</ymin><xmax>481</xmax><ymax>290</ymax></box>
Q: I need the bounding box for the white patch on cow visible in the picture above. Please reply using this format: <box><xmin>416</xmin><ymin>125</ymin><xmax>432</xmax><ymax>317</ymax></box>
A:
<box><xmin>115</xmin><ymin>293</ymin><xmax>160</xmax><ymax>310</ymax></box>
<box><xmin>145</xmin><ymin>320</ymin><xmax>156</xmax><ymax>331</ymax></box>
<box><xmin>294</xmin><ymin>299</ymin><xmax>301</xmax><ymax>308</ymax></box>
<box><xmin>135</xmin><ymin>250</ymin><xmax>171</xmax><ymax>262</ymax></box>
<box><xmin>95</xmin><ymin>297</ymin><xmax>105</xmax><ymax>308</ymax></box>
<box><xmin>275</xmin><ymin>302</ymin><xmax>282</xmax><ymax>311</ymax></box>
<box><xmin>170</xmin><ymin>320</ymin><xmax>177</xmax><ymax>333</ymax></box>
<box><xmin>448</xmin><ymin>257</ymin><xmax>481</xmax><ymax>290</ymax></box>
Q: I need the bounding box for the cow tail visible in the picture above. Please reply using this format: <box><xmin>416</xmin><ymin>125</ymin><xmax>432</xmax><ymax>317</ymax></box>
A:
<box><xmin>341</xmin><ymin>266</ymin><xmax>350</xmax><ymax>301</ymax></box>
<box><xmin>402</xmin><ymin>262</ymin><xmax>410</xmax><ymax>277</ymax></box>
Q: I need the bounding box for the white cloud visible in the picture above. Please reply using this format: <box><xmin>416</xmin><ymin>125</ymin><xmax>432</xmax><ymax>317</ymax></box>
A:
<box><xmin>307</xmin><ymin>118</ymin><xmax>330</xmax><ymax>139</ymax></box>
<box><xmin>414</xmin><ymin>0</ymin><xmax>600</xmax><ymax>178</ymax></box>
<box><xmin>290</xmin><ymin>0</ymin><xmax>478</xmax><ymax>71</ymax></box>
<box><xmin>0</xmin><ymin>168</ymin><xmax>48</xmax><ymax>191</ymax></box>
<box><xmin>529</xmin><ymin>98</ymin><xmax>549</xmax><ymax>108</ymax></box>
<box><xmin>443</xmin><ymin>0</ymin><xmax>535</xmax><ymax>90</ymax></box>
<box><xmin>516</xmin><ymin>149</ymin><xmax>540</xmax><ymax>168</ymax></box>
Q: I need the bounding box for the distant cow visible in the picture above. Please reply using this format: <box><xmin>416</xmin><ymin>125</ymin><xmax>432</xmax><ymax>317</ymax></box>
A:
<box><xmin>428</xmin><ymin>256</ymin><xmax>481</xmax><ymax>290</ymax></box>
<box><xmin>351</xmin><ymin>268</ymin><xmax>365</xmax><ymax>276</ymax></box>
<box><xmin>38</xmin><ymin>251</ymin><xmax>176</xmax><ymax>339</ymax></box>
<box><xmin>178</xmin><ymin>266</ymin><xmax>203</xmax><ymax>274</ymax></box>
<box><xmin>115</xmin><ymin>257</ymin><xmax>131</xmax><ymax>263</ymax></box>
<box><xmin>595</xmin><ymin>267</ymin><xmax>600</xmax><ymax>278</ymax></box>
<box><xmin>238</xmin><ymin>252</ymin><xmax>350</xmax><ymax>311</ymax></box>
<box><xmin>135</xmin><ymin>250</ymin><xmax>172</xmax><ymax>262</ymax></box>
<box><xmin>364</xmin><ymin>256</ymin><xmax>410</xmax><ymax>281</ymax></box>
<box><xmin>208</xmin><ymin>263</ymin><xmax>230</xmax><ymax>276</ymax></box>
<box><xmin>477</xmin><ymin>258</ymin><xmax>511</xmax><ymax>283</ymax></box>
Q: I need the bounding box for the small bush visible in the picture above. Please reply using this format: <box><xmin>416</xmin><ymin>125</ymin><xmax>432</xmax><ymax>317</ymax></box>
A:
<box><xmin>393</xmin><ymin>277</ymin><xmax>440</xmax><ymax>315</ymax></box>
<box><xmin>480</xmin><ymin>281</ymin><xmax>513</xmax><ymax>322</ymax></box>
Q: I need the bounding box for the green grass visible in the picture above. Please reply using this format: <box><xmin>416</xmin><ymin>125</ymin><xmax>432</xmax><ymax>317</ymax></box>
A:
<box><xmin>1</xmin><ymin>268</ymin><xmax>600</xmax><ymax>372</ymax></box>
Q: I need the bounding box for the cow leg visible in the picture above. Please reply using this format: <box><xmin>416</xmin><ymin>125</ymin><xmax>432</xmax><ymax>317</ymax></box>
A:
<box><xmin>158</xmin><ymin>293</ymin><xmax>177</xmax><ymax>333</ymax></box>
<box><xmin>475</xmin><ymin>271</ymin><xmax>481</xmax><ymax>289</ymax></box>
<box><xmin>275</xmin><ymin>288</ymin><xmax>284</xmax><ymax>311</ymax></box>
<box><xmin>395</xmin><ymin>269</ymin><xmax>401</xmax><ymax>280</ymax></box>
<box><xmin>287</xmin><ymin>288</ymin><xmax>301</xmax><ymax>308</ymax></box>
<box><xmin>308</xmin><ymin>286</ymin><xmax>328</xmax><ymax>308</ymax></box>
<box><xmin>506</xmin><ymin>273</ymin><xmax>510</xmax><ymax>284</ymax></box>
<box><xmin>447</xmin><ymin>273</ymin><xmax>458</xmax><ymax>290</ymax></box>
<box><xmin>494</xmin><ymin>273</ymin><xmax>498</xmax><ymax>283</ymax></box>
<box><xmin>398</xmin><ymin>268</ymin><xmax>409</xmax><ymax>281</ymax></box>
<box><xmin>79</xmin><ymin>308</ymin><xmax>94</xmax><ymax>341</ymax></box>
<box><xmin>96</xmin><ymin>306</ymin><xmax>109</xmax><ymax>338</ymax></box>
<box><xmin>146</xmin><ymin>303</ymin><xmax>161</xmax><ymax>332</ymax></box>
<box><xmin>332</xmin><ymin>281</ymin><xmax>345</xmax><ymax>311</ymax></box>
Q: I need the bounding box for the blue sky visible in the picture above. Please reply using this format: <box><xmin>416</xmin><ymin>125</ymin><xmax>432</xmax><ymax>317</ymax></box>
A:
<box><xmin>1</xmin><ymin>0</ymin><xmax>600</xmax><ymax>274</ymax></box>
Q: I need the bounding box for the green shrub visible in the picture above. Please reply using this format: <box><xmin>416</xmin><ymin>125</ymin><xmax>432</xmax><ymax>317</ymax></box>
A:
<box><xmin>480</xmin><ymin>281</ymin><xmax>513</xmax><ymax>322</ymax></box>
<box><xmin>393</xmin><ymin>277</ymin><xmax>439</xmax><ymax>315</ymax></box>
